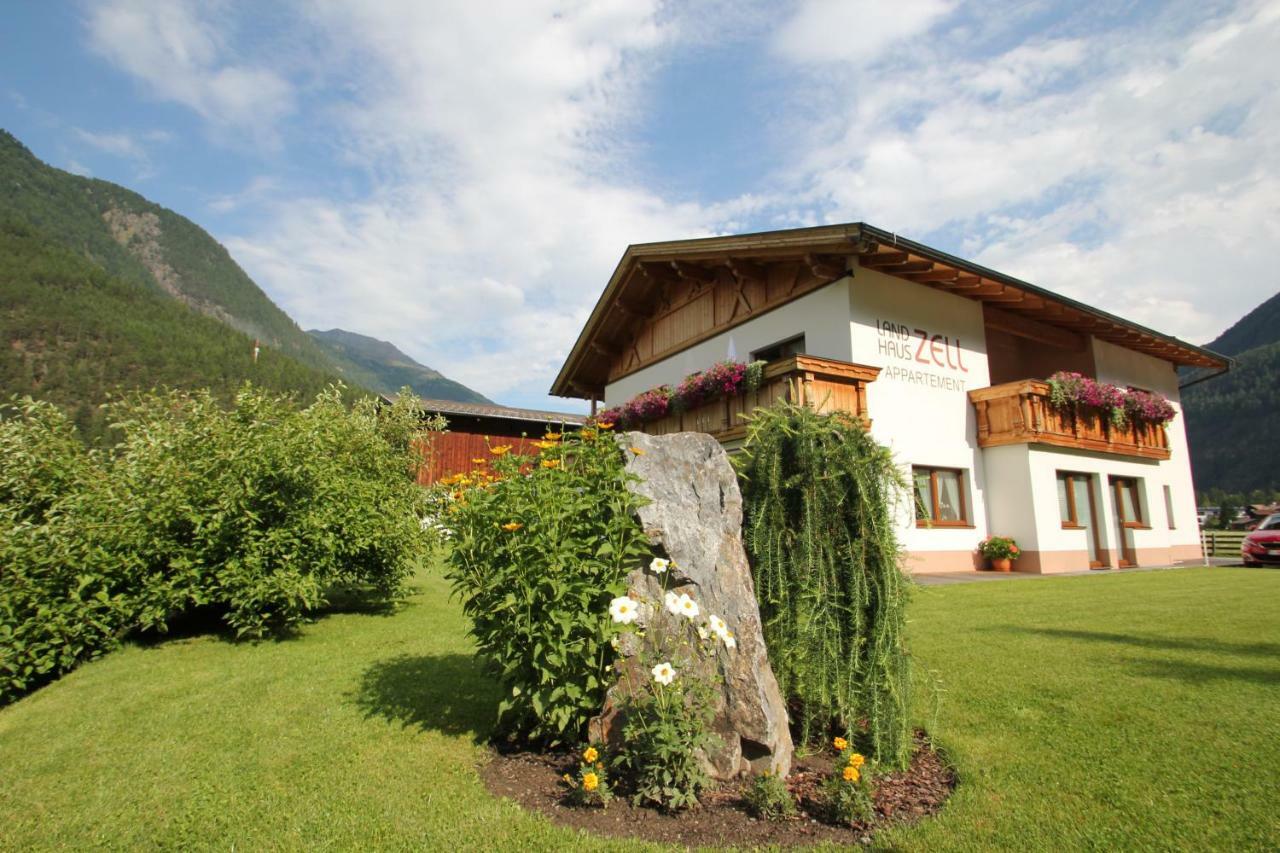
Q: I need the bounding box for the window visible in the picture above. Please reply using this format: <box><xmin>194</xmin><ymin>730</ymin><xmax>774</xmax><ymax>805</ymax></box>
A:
<box><xmin>1111</xmin><ymin>476</ymin><xmax>1146</xmax><ymax>527</ymax></box>
<box><xmin>1163</xmin><ymin>485</ymin><xmax>1175</xmax><ymax>529</ymax></box>
<box><xmin>913</xmin><ymin>466</ymin><xmax>969</xmax><ymax>526</ymax></box>
<box><xmin>1056</xmin><ymin>472</ymin><xmax>1094</xmax><ymax>529</ymax></box>
<box><xmin>751</xmin><ymin>334</ymin><xmax>805</xmax><ymax>363</ymax></box>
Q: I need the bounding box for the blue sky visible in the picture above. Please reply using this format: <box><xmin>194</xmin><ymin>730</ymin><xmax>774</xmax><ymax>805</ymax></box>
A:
<box><xmin>2</xmin><ymin>1</ymin><xmax>1277</xmax><ymax>410</ymax></box>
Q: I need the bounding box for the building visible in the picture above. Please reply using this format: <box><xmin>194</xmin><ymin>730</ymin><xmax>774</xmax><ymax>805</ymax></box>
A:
<box><xmin>551</xmin><ymin>223</ymin><xmax>1230</xmax><ymax>574</ymax></box>
<box><xmin>413</xmin><ymin>398</ymin><xmax>586</xmax><ymax>485</ymax></box>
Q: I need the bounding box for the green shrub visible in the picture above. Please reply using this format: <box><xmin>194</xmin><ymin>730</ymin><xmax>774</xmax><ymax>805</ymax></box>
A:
<box><xmin>444</xmin><ymin>426</ymin><xmax>652</xmax><ymax>745</ymax></box>
<box><xmin>0</xmin><ymin>386</ymin><xmax>433</xmax><ymax>704</ymax></box>
<box><xmin>735</xmin><ymin>400</ymin><xmax>913</xmax><ymax>767</ymax></box>
<box><xmin>104</xmin><ymin>385</ymin><xmax>431</xmax><ymax>637</ymax></box>
<box><xmin>743</xmin><ymin>770</ymin><xmax>796</xmax><ymax>821</ymax></box>
<box><xmin>0</xmin><ymin>399</ymin><xmax>135</xmax><ymax>701</ymax></box>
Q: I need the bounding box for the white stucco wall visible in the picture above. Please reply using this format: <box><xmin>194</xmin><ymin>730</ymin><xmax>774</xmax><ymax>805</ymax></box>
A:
<box><xmin>983</xmin><ymin>444</ymin><xmax>1040</xmax><ymax>549</ymax></box>
<box><xmin>1089</xmin><ymin>338</ymin><xmax>1201</xmax><ymax>551</ymax></box>
<box><xmin>603</xmin><ymin>281</ymin><xmax>854</xmax><ymax>405</ymax></box>
<box><xmin>847</xmin><ymin>264</ymin><xmax>992</xmax><ymax>561</ymax></box>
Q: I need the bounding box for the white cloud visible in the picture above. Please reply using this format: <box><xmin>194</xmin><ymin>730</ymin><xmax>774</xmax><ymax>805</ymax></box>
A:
<box><xmin>74</xmin><ymin>128</ymin><xmax>147</xmax><ymax>160</ymax></box>
<box><xmin>223</xmin><ymin>0</ymin><xmax>740</xmax><ymax>407</ymax></box>
<box><xmin>773</xmin><ymin>0</ymin><xmax>957</xmax><ymax>65</ymax></box>
<box><xmin>85</xmin><ymin>0</ymin><xmax>294</xmax><ymax>146</ymax></box>
<box><xmin>770</xmin><ymin>0</ymin><xmax>1280</xmax><ymax>345</ymax></box>
<box><xmin>207</xmin><ymin>175</ymin><xmax>280</xmax><ymax>214</ymax></box>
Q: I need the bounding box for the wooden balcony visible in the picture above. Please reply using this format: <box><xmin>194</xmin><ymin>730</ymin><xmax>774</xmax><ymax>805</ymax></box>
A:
<box><xmin>640</xmin><ymin>354</ymin><xmax>880</xmax><ymax>443</ymax></box>
<box><xmin>969</xmin><ymin>380</ymin><xmax>1171</xmax><ymax>460</ymax></box>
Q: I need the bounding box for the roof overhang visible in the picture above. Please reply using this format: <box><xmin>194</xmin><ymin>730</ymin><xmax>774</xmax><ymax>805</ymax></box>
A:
<box><xmin>550</xmin><ymin>222</ymin><xmax>1230</xmax><ymax>399</ymax></box>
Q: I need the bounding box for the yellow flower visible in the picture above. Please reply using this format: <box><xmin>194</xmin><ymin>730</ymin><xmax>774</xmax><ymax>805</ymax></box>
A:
<box><xmin>833</xmin><ymin>737</ymin><xmax>848</xmax><ymax>752</ymax></box>
<box><xmin>583</xmin><ymin>746</ymin><xmax>599</xmax><ymax>763</ymax></box>
<box><xmin>533</xmin><ymin>440</ymin><xmax>558</xmax><ymax>450</ymax></box>
<box><xmin>540</xmin><ymin>459</ymin><xmax>560</xmax><ymax>469</ymax></box>
<box><xmin>597</xmin><ymin>421</ymin><xmax>615</xmax><ymax>430</ymax></box>
<box><xmin>848</xmin><ymin>753</ymin><xmax>865</xmax><ymax>768</ymax></box>
<box><xmin>501</xmin><ymin>522</ymin><xmax>523</xmax><ymax>532</ymax></box>
<box><xmin>842</xmin><ymin>766</ymin><xmax>859</xmax><ymax>783</ymax></box>
<box><xmin>562</xmin><ymin>773</ymin><xmax>572</xmax><ymax>784</ymax></box>
<box><xmin>629</xmin><ymin>447</ymin><xmax>645</xmax><ymax>455</ymax></box>
<box><xmin>471</xmin><ymin>458</ymin><xmax>486</xmax><ymax>465</ymax></box>
<box><xmin>582</xmin><ymin>772</ymin><xmax>599</xmax><ymax>792</ymax></box>
<box><xmin>543</xmin><ymin>431</ymin><xmax>562</xmax><ymax>441</ymax></box>
<box><xmin>489</xmin><ymin>444</ymin><xmax>512</xmax><ymax>455</ymax></box>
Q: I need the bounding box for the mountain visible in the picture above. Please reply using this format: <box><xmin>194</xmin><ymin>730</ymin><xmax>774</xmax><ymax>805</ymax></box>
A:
<box><xmin>308</xmin><ymin>328</ymin><xmax>492</xmax><ymax>403</ymax></box>
<box><xmin>0</xmin><ymin>219</ymin><xmax>354</xmax><ymax>438</ymax></box>
<box><xmin>1182</xmin><ymin>291</ymin><xmax>1280</xmax><ymax>496</ymax></box>
<box><xmin>0</xmin><ymin>130</ymin><xmax>343</xmax><ymax>374</ymax></box>
<box><xmin>0</xmin><ymin>129</ymin><xmax>487</xmax><ymax>426</ymax></box>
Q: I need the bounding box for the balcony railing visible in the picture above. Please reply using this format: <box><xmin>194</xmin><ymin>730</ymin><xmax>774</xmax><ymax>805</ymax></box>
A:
<box><xmin>968</xmin><ymin>380</ymin><xmax>1171</xmax><ymax>460</ymax></box>
<box><xmin>640</xmin><ymin>354</ymin><xmax>880</xmax><ymax>442</ymax></box>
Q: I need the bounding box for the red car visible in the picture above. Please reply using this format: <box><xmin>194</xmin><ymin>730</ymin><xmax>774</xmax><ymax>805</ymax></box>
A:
<box><xmin>1242</xmin><ymin>513</ymin><xmax>1280</xmax><ymax>567</ymax></box>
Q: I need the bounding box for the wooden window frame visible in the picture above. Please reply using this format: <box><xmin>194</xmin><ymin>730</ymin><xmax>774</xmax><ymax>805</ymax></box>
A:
<box><xmin>1056</xmin><ymin>470</ymin><xmax>1104</xmax><ymax>569</ymax></box>
<box><xmin>750</xmin><ymin>333</ymin><xmax>806</xmax><ymax>364</ymax></box>
<box><xmin>913</xmin><ymin>466</ymin><xmax>971</xmax><ymax>528</ymax></box>
<box><xmin>1111</xmin><ymin>476</ymin><xmax>1149</xmax><ymax>530</ymax></box>
<box><xmin>1057</xmin><ymin>471</ymin><xmax>1089</xmax><ymax>530</ymax></box>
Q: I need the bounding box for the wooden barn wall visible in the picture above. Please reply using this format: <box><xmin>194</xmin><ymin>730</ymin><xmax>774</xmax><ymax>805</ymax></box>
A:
<box><xmin>415</xmin><ymin>431</ymin><xmax>543</xmax><ymax>486</ymax></box>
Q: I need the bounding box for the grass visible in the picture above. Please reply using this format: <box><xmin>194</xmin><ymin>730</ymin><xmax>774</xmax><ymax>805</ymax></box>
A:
<box><xmin>1</xmin><ymin>565</ymin><xmax>1277</xmax><ymax>850</ymax></box>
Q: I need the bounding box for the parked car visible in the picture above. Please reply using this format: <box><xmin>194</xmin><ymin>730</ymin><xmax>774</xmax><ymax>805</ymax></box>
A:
<box><xmin>1241</xmin><ymin>513</ymin><xmax>1280</xmax><ymax>567</ymax></box>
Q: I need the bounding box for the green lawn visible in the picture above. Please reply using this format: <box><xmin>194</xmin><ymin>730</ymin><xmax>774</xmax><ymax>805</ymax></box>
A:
<box><xmin>1</xmin><ymin>566</ymin><xmax>1277</xmax><ymax>851</ymax></box>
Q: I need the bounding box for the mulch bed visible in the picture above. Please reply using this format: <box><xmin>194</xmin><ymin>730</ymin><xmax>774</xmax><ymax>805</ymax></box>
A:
<box><xmin>481</xmin><ymin>731</ymin><xmax>955</xmax><ymax>848</ymax></box>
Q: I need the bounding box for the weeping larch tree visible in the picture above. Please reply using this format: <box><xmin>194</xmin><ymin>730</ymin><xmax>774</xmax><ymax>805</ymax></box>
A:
<box><xmin>735</xmin><ymin>400</ymin><xmax>912</xmax><ymax>767</ymax></box>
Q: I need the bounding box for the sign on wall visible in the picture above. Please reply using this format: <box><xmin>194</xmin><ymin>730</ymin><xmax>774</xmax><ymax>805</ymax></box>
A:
<box><xmin>875</xmin><ymin>319</ymin><xmax>970</xmax><ymax>392</ymax></box>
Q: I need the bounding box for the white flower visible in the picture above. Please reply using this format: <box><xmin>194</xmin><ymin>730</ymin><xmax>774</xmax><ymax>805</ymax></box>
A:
<box><xmin>708</xmin><ymin>614</ymin><xmax>728</xmax><ymax>638</ymax></box>
<box><xmin>664</xmin><ymin>590</ymin><xmax>682</xmax><ymax>616</ymax></box>
<box><xmin>724</xmin><ymin>630</ymin><xmax>737</xmax><ymax>650</ymax></box>
<box><xmin>697</xmin><ymin>625</ymin><xmax>711</xmax><ymax>641</ymax></box>
<box><xmin>649</xmin><ymin>557</ymin><xmax>670</xmax><ymax>574</ymax></box>
<box><xmin>609</xmin><ymin>595</ymin><xmax>639</xmax><ymax>624</ymax></box>
<box><xmin>677</xmin><ymin>593</ymin><xmax>700</xmax><ymax>619</ymax></box>
<box><xmin>651</xmin><ymin>662</ymin><xmax>676</xmax><ymax>685</ymax></box>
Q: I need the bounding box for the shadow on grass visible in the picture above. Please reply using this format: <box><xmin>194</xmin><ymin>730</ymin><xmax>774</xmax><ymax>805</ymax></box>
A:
<box><xmin>316</xmin><ymin>583</ymin><xmax>421</xmax><ymax>618</ymax></box>
<box><xmin>993</xmin><ymin>626</ymin><xmax>1280</xmax><ymax>658</ymax></box>
<box><xmin>353</xmin><ymin>653</ymin><xmax>499</xmax><ymax>741</ymax></box>
<box><xmin>1122</xmin><ymin>658</ymin><xmax>1280</xmax><ymax>687</ymax></box>
<box><xmin>131</xmin><ymin>586</ymin><xmax>419</xmax><ymax>650</ymax></box>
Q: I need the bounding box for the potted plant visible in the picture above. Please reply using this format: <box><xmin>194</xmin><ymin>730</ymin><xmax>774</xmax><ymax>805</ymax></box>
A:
<box><xmin>978</xmin><ymin>536</ymin><xmax>1020</xmax><ymax>572</ymax></box>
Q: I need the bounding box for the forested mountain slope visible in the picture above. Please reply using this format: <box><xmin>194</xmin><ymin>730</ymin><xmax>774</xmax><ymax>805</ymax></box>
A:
<box><xmin>0</xmin><ymin>220</ymin><xmax>353</xmax><ymax>437</ymax></box>
<box><xmin>0</xmin><ymin>129</ymin><xmax>489</xmax><ymax>416</ymax></box>
<box><xmin>0</xmin><ymin>130</ymin><xmax>342</xmax><ymax>374</ymax></box>
<box><xmin>309</xmin><ymin>328</ymin><xmax>491</xmax><ymax>403</ymax></box>
<box><xmin>1183</xmin><ymin>291</ymin><xmax>1280</xmax><ymax>495</ymax></box>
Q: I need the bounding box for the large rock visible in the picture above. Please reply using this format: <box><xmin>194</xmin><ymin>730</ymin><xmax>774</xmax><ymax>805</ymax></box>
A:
<box><xmin>588</xmin><ymin>430</ymin><xmax>793</xmax><ymax>779</ymax></box>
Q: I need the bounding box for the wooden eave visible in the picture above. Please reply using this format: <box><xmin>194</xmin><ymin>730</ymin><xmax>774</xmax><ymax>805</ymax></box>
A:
<box><xmin>551</xmin><ymin>223</ymin><xmax>1229</xmax><ymax>399</ymax></box>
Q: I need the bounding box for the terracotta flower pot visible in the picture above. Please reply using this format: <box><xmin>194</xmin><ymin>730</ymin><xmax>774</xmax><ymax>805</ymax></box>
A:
<box><xmin>991</xmin><ymin>557</ymin><xmax>1012</xmax><ymax>572</ymax></box>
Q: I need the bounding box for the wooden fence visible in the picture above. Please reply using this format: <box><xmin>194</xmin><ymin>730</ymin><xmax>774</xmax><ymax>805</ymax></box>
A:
<box><xmin>1200</xmin><ymin>529</ymin><xmax>1247</xmax><ymax>558</ymax></box>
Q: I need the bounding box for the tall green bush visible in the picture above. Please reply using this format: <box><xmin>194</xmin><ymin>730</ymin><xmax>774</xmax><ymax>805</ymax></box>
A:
<box><xmin>104</xmin><ymin>386</ymin><xmax>431</xmax><ymax>637</ymax></box>
<box><xmin>735</xmin><ymin>400</ymin><xmax>913</xmax><ymax>767</ymax></box>
<box><xmin>0</xmin><ymin>400</ymin><xmax>134</xmax><ymax>702</ymax></box>
<box><xmin>444</xmin><ymin>427</ymin><xmax>652</xmax><ymax>745</ymax></box>
<box><xmin>0</xmin><ymin>386</ymin><xmax>433</xmax><ymax>704</ymax></box>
